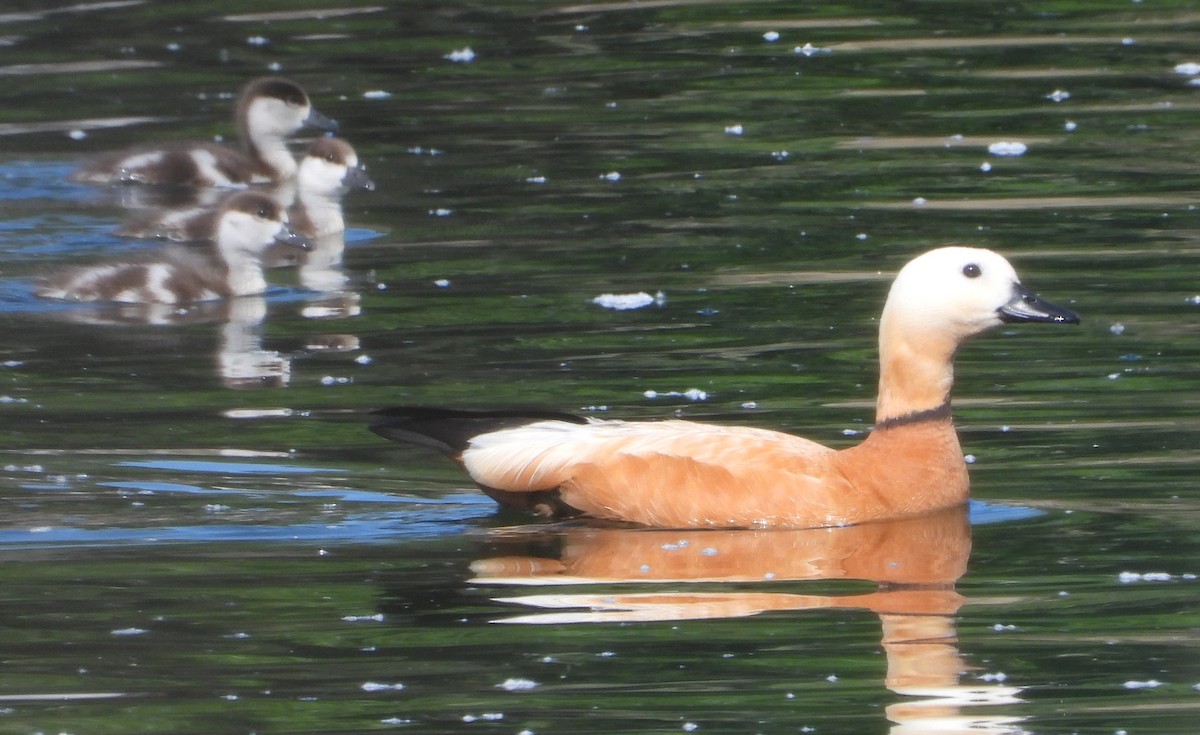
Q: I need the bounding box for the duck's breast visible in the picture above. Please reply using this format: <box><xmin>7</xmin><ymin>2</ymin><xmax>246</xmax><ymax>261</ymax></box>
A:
<box><xmin>829</xmin><ymin>419</ymin><xmax>969</xmax><ymax>520</ymax></box>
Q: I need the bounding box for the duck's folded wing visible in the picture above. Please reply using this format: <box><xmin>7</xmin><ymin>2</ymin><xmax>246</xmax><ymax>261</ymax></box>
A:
<box><xmin>463</xmin><ymin>420</ymin><xmax>839</xmax><ymax>526</ymax></box>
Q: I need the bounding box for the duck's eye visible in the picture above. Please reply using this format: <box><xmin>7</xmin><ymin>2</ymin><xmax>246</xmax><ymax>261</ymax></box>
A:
<box><xmin>325</xmin><ymin>154</ymin><xmax>337</xmax><ymax>162</ymax></box>
<box><xmin>962</xmin><ymin>263</ymin><xmax>982</xmax><ymax>279</ymax></box>
<box><xmin>256</xmin><ymin>207</ymin><xmax>270</xmax><ymax>219</ymax></box>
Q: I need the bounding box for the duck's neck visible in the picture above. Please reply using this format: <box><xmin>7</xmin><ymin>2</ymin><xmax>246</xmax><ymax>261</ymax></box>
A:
<box><xmin>827</xmin><ymin>312</ymin><xmax>972</xmax><ymax>519</ymax></box>
<box><xmin>295</xmin><ymin>191</ymin><xmax>345</xmax><ymax>237</ymax></box>
<box><xmin>217</xmin><ymin>248</ymin><xmax>268</xmax><ymax>297</ymax></box>
<box><xmin>245</xmin><ymin>134</ymin><xmax>298</xmax><ymax>181</ymax></box>
<box><xmin>875</xmin><ymin>325</ymin><xmax>958</xmax><ymax>425</ymax></box>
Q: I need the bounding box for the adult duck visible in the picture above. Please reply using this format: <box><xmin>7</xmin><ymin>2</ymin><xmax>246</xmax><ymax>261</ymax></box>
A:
<box><xmin>370</xmin><ymin>247</ymin><xmax>1079</xmax><ymax>528</ymax></box>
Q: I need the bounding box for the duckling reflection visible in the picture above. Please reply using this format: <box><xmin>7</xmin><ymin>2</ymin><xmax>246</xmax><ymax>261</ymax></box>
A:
<box><xmin>284</xmin><ymin>229</ymin><xmax>364</xmax><ymax>358</ymax></box>
<box><xmin>216</xmin><ymin>295</ymin><xmax>291</xmax><ymax>388</ymax></box>
<box><xmin>470</xmin><ymin>505</ymin><xmax>1025</xmax><ymax>734</ymax></box>
<box><xmin>38</xmin><ymin>293</ymin><xmax>292</xmax><ymax>389</ymax></box>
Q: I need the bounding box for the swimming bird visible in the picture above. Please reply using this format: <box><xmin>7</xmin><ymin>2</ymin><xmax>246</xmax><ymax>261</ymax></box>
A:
<box><xmin>72</xmin><ymin>77</ymin><xmax>338</xmax><ymax>187</ymax></box>
<box><xmin>36</xmin><ymin>191</ymin><xmax>309</xmax><ymax>304</ymax></box>
<box><xmin>285</xmin><ymin>136</ymin><xmax>375</xmax><ymax>238</ymax></box>
<box><xmin>370</xmin><ymin>247</ymin><xmax>1079</xmax><ymax>529</ymax></box>
<box><xmin>116</xmin><ymin>137</ymin><xmax>374</xmax><ymax>242</ymax></box>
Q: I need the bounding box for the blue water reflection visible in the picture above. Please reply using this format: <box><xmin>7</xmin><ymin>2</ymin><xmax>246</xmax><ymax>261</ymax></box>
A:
<box><xmin>0</xmin><ymin>512</ymin><xmax>488</xmax><ymax>546</ymax></box>
<box><xmin>0</xmin><ymin>491</ymin><xmax>1036</xmax><ymax>548</ymax></box>
<box><xmin>0</xmin><ymin>161</ymin><xmax>89</xmax><ymax>201</ymax></box>
<box><xmin>117</xmin><ymin>459</ymin><xmax>339</xmax><ymax>475</ymax></box>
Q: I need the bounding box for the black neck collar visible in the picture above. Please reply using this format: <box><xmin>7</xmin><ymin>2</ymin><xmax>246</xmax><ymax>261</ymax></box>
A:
<box><xmin>873</xmin><ymin>401</ymin><xmax>952</xmax><ymax>431</ymax></box>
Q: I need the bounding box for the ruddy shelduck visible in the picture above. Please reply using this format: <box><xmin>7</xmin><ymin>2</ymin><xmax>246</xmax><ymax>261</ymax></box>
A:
<box><xmin>370</xmin><ymin>247</ymin><xmax>1079</xmax><ymax>529</ymax></box>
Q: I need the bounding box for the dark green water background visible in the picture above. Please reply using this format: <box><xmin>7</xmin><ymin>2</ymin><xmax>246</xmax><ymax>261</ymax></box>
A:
<box><xmin>1</xmin><ymin>1</ymin><xmax>1198</xmax><ymax>733</ymax></box>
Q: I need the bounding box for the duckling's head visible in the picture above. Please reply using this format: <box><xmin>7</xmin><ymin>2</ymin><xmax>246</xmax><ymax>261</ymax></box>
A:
<box><xmin>882</xmin><ymin>246</ymin><xmax>1078</xmax><ymax>350</ymax></box>
<box><xmin>215</xmin><ymin>191</ymin><xmax>311</xmax><ymax>258</ymax></box>
<box><xmin>238</xmin><ymin>77</ymin><xmax>338</xmax><ymax>139</ymax></box>
<box><xmin>298</xmin><ymin>137</ymin><xmax>375</xmax><ymax>194</ymax></box>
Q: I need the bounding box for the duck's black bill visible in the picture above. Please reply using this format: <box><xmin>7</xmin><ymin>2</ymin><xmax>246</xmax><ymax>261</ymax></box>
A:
<box><xmin>344</xmin><ymin>165</ymin><xmax>375</xmax><ymax>191</ymax></box>
<box><xmin>275</xmin><ymin>228</ymin><xmax>313</xmax><ymax>251</ymax></box>
<box><xmin>998</xmin><ymin>283</ymin><xmax>1080</xmax><ymax>324</ymax></box>
<box><xmin>304</xmin><ymin>107</ymin><xmax>339</xmax><ymax>133</ymax></box>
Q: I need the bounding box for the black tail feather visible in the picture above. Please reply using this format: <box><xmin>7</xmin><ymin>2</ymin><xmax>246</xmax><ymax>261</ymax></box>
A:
<box><xmin>369</xmin><ymin>406</ymin><xmax>588</xmax><ymax>457</ymax></box>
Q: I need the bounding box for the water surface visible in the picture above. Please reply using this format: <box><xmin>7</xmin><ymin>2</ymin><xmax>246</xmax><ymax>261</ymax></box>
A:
<box><xmin>1</xmin><ymin>1</ymin><xmax>1199</xmax><ymax>733</ymax></box>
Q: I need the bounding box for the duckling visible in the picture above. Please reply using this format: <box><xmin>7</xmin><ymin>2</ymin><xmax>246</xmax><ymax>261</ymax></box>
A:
<box><xmin>116</xmin><ymin>137</ymin><xmax>373</xmax><ymax>242</ymax></box>
<box><xmin>72</xmin><ymin>77</ymin><xmax>338</xmax><ymax>187</ymax></box>
<box><xmin>370</xmin><ymin>247</ymin><xmax>1080</xmax><ymax>529</ymax></box>
<box><xmin>287</xmin><ymin>137</ymin><xmax>374</xmax><ymax>238</ymax></box>
<box><xmin>36</xmin><ymin>191</ymin><xmax>309</xmax><ymax>304</ymax></box>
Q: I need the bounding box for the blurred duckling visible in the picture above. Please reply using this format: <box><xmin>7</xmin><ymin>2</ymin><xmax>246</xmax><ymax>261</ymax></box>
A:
<box><xmin>37</xmin><ymin>191</ymin><xmax>310</xmax><ymax>304</ymax></box>
<box><xmin>72</xmin><ymin>77</ymin><xmax>338</xmax><ymax>188</ymax></box>
<box><xmin>288</xmin><ymin>137</ymin><xmax>375</xmax><ymax>238</ymax></box>
<box><xmin>116</xmin><ymin>137</ymin><xmax>373</xmax><ymax>242</ymax></box>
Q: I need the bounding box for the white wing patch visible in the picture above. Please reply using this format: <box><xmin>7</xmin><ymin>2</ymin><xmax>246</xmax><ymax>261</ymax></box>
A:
<box><xmin>460</xmin><ymin>419</ymin><xmax>830</xmax><ymax>493</ymax></box>
<box><xmin>37</xmin><ymin>264</ymin><xmax>123</xmax><ymax>301</ymax></box>
<box><xmin>116</xmin><ymin>151</ymin><xmax>165</xmax><ymax>181</ymax></box>
<box><xmin>463</xmin><ymin>420</ymin><xmax>594</xmax><ymax>490</ymax></box>
<box><xmin>112</xmin><ymin>263</ymin><xmax>171</xmax><ymax>303</ymax></box>
<box><xmin>189</xmin><ymin>149</ymin><xmax>238</xmax><ymax>188</ymax></box>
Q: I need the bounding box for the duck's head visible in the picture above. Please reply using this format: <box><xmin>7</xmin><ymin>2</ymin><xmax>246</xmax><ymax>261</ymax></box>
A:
<box><xmin>216</xmin><ymin>191</ymin><xmax>312</xmax><ymax>257</ymax></box>
<box><xmin>238</xmin><ymin>77</ymin><xmax>338</xmax><ymax>139</ymax></box>
<box><xmin>873</xmin><ymin>246</ymin><xmax>1078</xmax><ymax>422</ymax></box>
<box><xmin>882</xmin><ymin>246</ymin><xmax>1079</xmax><ymax>349</ymax></box>
<box><xmin>298</xmin><ymin>137</ymin><xmax>375</xmax><ymax>194</ymax></box>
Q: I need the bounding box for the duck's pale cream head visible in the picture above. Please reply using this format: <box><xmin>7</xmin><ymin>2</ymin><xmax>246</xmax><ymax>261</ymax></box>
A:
<box><xmin>882</xmin><ymin>246</ymin><xmax>1078</xmax><ymax>345</ymax></box>
<box><xmin>875</xmin><ymin>246</ymin><xmax>1078</xmax><ymax>422</ymax></box>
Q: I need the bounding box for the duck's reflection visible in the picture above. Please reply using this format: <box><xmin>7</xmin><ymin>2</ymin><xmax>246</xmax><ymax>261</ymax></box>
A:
<box><xmin>470</xmin><ymin>506</ymin><xmax>1024</xmax><ymax>733</ymax></box>
<box><xmin>42</xmin><ymin>293</ymin><xmax>321</xmax><ymax>389</ymax></box>
<box><xmin>294</xmin><ymin>232</ymin><xmax>357</xmax><ymax>300</ymax></box>
<box><xmin>285</xmin><ymin>230</ymin><xmax>363</xmax><ymax>358</ymax></box>
<box><xmin>216</xmin><ymin>296</ymin><xmax>290</xmax><ymax>388</ymax></box>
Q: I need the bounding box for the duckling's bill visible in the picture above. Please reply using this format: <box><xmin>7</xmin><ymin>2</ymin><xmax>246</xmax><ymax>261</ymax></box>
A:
<box><xmin>303</xmin><ymin>107</ymin><xmax>339</xmax><ymax>133</ymax></box>
<box><xmin>275</xmin><ymin>226</ymin><xmax>312</xmax><ymax>251</ymax></box>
